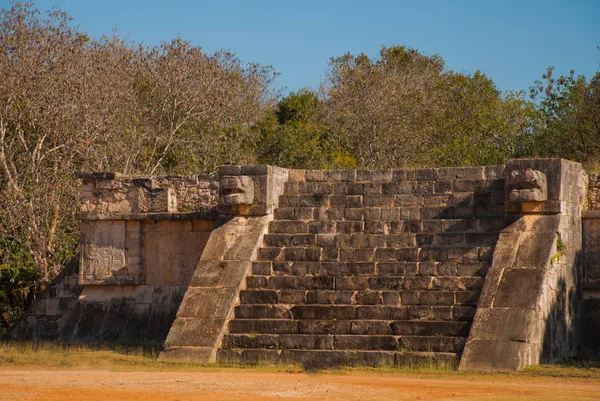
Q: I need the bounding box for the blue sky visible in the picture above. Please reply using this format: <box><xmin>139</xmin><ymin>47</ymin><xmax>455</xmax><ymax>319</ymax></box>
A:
<box><xmin>3</xmin><ymin>0</ymin><xmax>599</xmax><ymax>94</ymax></box>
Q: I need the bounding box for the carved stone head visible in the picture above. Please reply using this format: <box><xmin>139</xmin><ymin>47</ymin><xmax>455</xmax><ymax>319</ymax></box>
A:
<box><xmin>218</xmin><ymin>175</ymin><xmax>255</xmax><ymax>214</ymax></box>
<box><xmin>508</xmin><ymin>168</ymin><xmax>548</xmax><ymax>203</ymax></box>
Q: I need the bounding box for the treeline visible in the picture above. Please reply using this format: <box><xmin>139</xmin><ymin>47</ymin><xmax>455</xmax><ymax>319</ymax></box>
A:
<box><xmin>0</xmin><ymin>2</ymin><xmax>598</xmax><ymax>332</ymax></box>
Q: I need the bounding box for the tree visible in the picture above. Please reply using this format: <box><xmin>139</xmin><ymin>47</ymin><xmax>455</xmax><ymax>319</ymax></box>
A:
<box><xmin>321</xmin><ymin>46</ymin><xmax>533</xmax><ymax>168</ymax></box>
<box><xmin>529</xmin><ymin>66</ymin><xmax>600</xmax><ymax>165</ymax></box>
<box><xmin>256</xmin><ymin>89</ymin><xmax>355</xmax><ymax>169</ymax></box>
<box><xmin>0</xmin><ymin>0</ymin><xmax>277</xmax><ymax>320</ymax></box>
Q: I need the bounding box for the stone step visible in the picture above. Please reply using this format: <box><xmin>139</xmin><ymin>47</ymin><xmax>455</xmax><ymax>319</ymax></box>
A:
<box><xmin>280</xmin><ymin>181</ymin><xmax>502</xmax><ymax>197</ymax></box>
<box><xmin>269</xmin><ymin>219</ymin><xmax>504</xmax><ymax>236</ymax></box>
<box><xmin>252</xmin><ymin>261</ymin><xmax>490</xmax><ymax>277</ymax></box>
<box><xmin>257</xmin><ymin>245</ymin><xmax>494</xmax><ymax>263</ymax></box>
<box><xmin>263</xmin><ymin>232</ymin><xmax>500</xmax><ymax>248</ymax></box>
<box><xmin>221</xmin><ymin>333</ymin><xmax>466</xmax><ymax>353</ymax></box>
<box><xmin>245</xmin><ymin>275</ymin><xmax>485</xmax><ymax>292</ymax></box>
<box><xmin>228</xmin><ymin>319</ymin><xmax>471</xmax><ymax>337</ymax></box>
<box><xmin>274</xmin><ymin>207</ymin><xmax>506</xmax><ymax>229</ymax></box>
<box><xmin>234</xmin><ymin>304</ymin><xmax>477</xmax><ymax>322</ymax></box>
<box><xmin>282</xmin><ymin>167</ymin><xmax>501</xmax><ymax>183</ymax></box>
<box><xmin>275</xmin><ymin>198</ymin><xmax>504</xmax><ymax>219</ymax></box>
<box><xmin>216</xmin><ymin>348</ymin><xmax>458</xmax><ymax>369</ymax></box>
<box><xmin>239</xmin><ymin>289</ymin><xmax>480</xmax><ymax>306</ymax></box>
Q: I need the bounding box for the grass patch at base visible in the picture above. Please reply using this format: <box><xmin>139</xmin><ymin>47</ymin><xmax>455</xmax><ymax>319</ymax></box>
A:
<box><xmin>0</xmin><ymin>342</ymin><xmax>301</xmax><ymax>372</ymax></box>
<box><xmin>1</xmin><ymin>342</ymin><xmax>599</xmax><ymax>380</ymax></box>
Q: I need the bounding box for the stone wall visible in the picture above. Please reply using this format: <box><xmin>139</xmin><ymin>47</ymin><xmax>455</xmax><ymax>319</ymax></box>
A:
<box><xmin>159</xmin><ymin>166</ymin><xmax>289</xmax><ymax>362</ymax></box>
<box><xmin>581</xmin><ymin>211</ymin><xmax>600</xmax><ymax>358</ymax></box>
<box><xmin>216</xmin><ymin>165</ymin><xmax>505</xmax><ymax>368</ymax></box>
<box><xmin>6</xmin><ymin>173</ymin><xmax>218</xmax><ymax>345</ymax></box>
<box><xmin>580</xmin><ymin>172</ymin><xmax>600</xmax><ymax>359</ymax></box>
<box><xmin>60</xmin><ymin>217</ymin><xmax>214</xmax><ymax>345</ymax></box>
<box><xmin>78</xmin><ymin>172</ymin><xmax>218</xmax><ymax>214</ymax></box>
<box><xmin>460</xmin><ymin>159</ymin><xmax>586</xmax><ymax>371</ymax></box>
<box><xmin>5</xmin><ymin>160</ymin><xmax>598</xmax><ymax>371</ymax></box>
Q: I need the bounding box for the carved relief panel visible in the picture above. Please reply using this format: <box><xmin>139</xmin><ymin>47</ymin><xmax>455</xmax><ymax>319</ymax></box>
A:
<box><xmin>79</xmin><ymin>221</ymin><xmax>141</xmax><ymax>285</ymax></box>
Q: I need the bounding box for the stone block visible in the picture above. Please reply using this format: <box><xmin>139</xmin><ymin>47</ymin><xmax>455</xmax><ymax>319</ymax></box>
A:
<box><xmin>346</xmin><ymin>196</ymin><xmax>363</xmax><ymax>208</ymax></box>
<box><xmin>280</xmin><ymin>334</ymin><xmax>335</xmax><ymax>350</ymax></box>
<box><xmin>493</xmin><ymin>267</ymin><xmax>545</xmax><ymax>308</ymax></box>
<box><xmin>234</xmin><ymin>305</ymin><xmax>293</xmax><ymax>319</ymax></box>
<box><xmin>274</xmin><ymin>207</ymin><xmax>313</xmax><ymax>220</ymax></box>
<box><xmin>305</xmin><ymin>170</ymin><xmax>324</xmax><ymax>182</ymax></box>
<box><xmin>382</xmin><ymin>291</ymin><xmax>401</xmax><ymax>305</ymax></box>
<box><xmin>354</xmin><ymin>290</ymin><xmax>384</xmax><ymax>305</ymax></box>
<box><xmin>378</xmin><ymin>262</ymin><xmax>417</xmax><ymax>276</ymax></box>
<box><xmin>368</xmin><ymin>277</ymin><xmax>403</xmax><ymax>290</ymax></box>
<box><xmin>399</xmin><ymin>291</ymin><xmax>420</xmax><ymax>305</ymax></box>
<box><xmin>420</xmin><ymin>291</ymin><xmax>454</xmax><ymax>306</ymax></box>
<box><xmin>455</xmin><ymin>291</ymin><xmax>479</xmax><ymax>305</ymax></box>
<box><xmin>279</xmin><ymin>195</ymin><xmax>300</xmax><ymax>207</ymax></box>
<box><xmin>239</xmin><ymin>290</ymin><xmax>278</xmax><ymax>304</ymax></box>
<box><xmin>189</xmin><ymin>261</ymin><xmax>250</xmax><ymax>288</ymax></box>
<box><xmin>431</xmin><ymin>277</ymin><xmax>457</xmax><ymax>291</ymax></box>
<box><xmin>364</xmin><ymin>221</ymin><xmax>386</xmax><ymax>234</ymax></box>
<box><xmin>392</xmin><ymin>321</ymin><xmax>470</xmax><ymax>337</ymax></box>
<box><xmin>306</xmin><ymin>290</ymin><xmax>353</xmax><ymax>304</ymax></box>
<box><xmin>278</xmin><ymin>290</ymin><xmax>307</xmax><ymax>304</ymax></box>
<box><xmin>336</xmin><ymin>221</ymin><xmax>364</xmax><ymax>233</ymax></box>
<box><xmin>459</xmin><ymin>339</ymin><xmax>534</xmax><ymax>371</ymax></box>
<box><xmin>298</xmin><ymin>182</ymin><xmax>332</xmax><ymax>195</ymax></box>
<box><xmin>177</xmin><ymin>287</ymin><xmax>238</xmax><ymax>319</ymax></box>
<box><xmin>335</xmin><ymin>276</ymin><xmax>370</xmax><ymax>290</ymax></box>
<box><xmin>335</xmin><ymin>335</ymin><xmax>398</xmax><ymax>350</ymax></box>
<box><xmin>452</xmin><ymin>306</ymin><xmax>477</xmax><ymax>321</ymax></box>
<box><xmin>298</xmin><ymin>320</ymin><xmax>352</xmax><ymax>334</ymax></box>
<box><xmin>363</xmin><ymin>183</ymin><xmax>382</xmax><ymax>196</ymax></box>
<box><xmin>322</xmin><ymin>247</ymin><xmax>340</xmax><ymax>260</ymax></box>
<box><xmin>357</xmin><ymin>306</ymin><xmax>409</xmax><ymax>320</ymax></box>
<box><xmin>514</xmin><ymin>232</ymin><xmax>556</xmax><ymax>268</ymax></box>
<box><xmin>308</xmin><ymin>221</ymin><xmax>336</xmax><ymax>234</ymax></box>
<box><xmin>350</xmin><ymin>320</ymin><xmax>393</xmax><ymax>335</ymax></box>
<box><xmin>246</xmin><ymin>275</ymin><xmax>268</xmax><ymax>288</ymax></box>
<box><xmin>364</xmin><ymin>196</ymin><xmax>395</xmax><ymax>207</ymax></box>
<box><xmin>268</xmin><ymin>276</ymin><xmax>299</xmax><ymax>289</ymax></box>
<box><xmin>269</xmin><ymin>220</ymin><xmax>308</xmax><ymax>234</ymax></box>
<box><xmin>257</xmin><ymin>247</ymin><xmax>282</xmax><ymax>261</ymax></box>
<box><xmin>456</xmin><ymin>262</ymin><xmax>489</xmax><ymax>277</ymax></box>
<box><xmin>291</xmin><ymin>305</ymin><xmax>357</xmax><ymax>320</ymax></box>
<box><xmin>403</xmin><ymin>277</ymin><xmax>433</xmax><ymax>290</ymax></box>
<box><xmin>223</xmin><ymin>333</ymin><xmax>279</xmax><ymax>349</ymax></box>
<box><xmin>164</xmin><ymin>318</ymin><xmax>225</xmax><ymax>347</ymax></box>
<box><xmin>344</xmin><ymin>208</ymin><xmax>364</xmax><ymax>221</ymax></box>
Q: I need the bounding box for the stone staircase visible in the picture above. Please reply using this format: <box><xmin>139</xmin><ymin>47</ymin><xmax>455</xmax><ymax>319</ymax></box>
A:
<box><xmin>217</xmin><ymin>168</ymin><xmax>505</xmax><ymax>368</ymax></box>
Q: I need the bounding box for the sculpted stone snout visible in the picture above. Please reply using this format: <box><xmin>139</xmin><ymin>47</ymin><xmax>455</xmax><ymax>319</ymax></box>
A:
<box><xmin>508</xmin><ymin>168</ymin><xmax>548</xmax><ymax>202</ymax></box>
<box><xmin>218</xmin><ymin>175</ymin><xmax>255</xmax><ymax>214</ymax></box>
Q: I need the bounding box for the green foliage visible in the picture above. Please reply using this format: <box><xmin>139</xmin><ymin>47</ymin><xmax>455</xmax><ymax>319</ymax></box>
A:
<box><xmin>256</xmin><ymin>89</ymin><xmax>356</xmax><ymax>169</ymax></box>
<box><xmin>321</xmin><ymin>45</ymin><xmax>539</xmax><ymax>168</ymax></box>
<box><xmin>0</xmin><ymin>238</ymin><xmax>40</xmax><ymax>335</ymax></box>
<box><xmin>529</xmin><ymin>66</ymin><xmax>600</xmax><ymax>165</ymax></box>
<box><xmin>432</xmin><ymin>72</ymin><xmax>537</xmax><ymax>166</ymax></box>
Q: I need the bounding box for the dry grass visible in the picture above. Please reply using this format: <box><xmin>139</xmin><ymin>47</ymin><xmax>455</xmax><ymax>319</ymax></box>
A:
<box><xmin>1</xmin><ymin>341</ymin><xmax>599</xmax><ymax>379</ymax></box>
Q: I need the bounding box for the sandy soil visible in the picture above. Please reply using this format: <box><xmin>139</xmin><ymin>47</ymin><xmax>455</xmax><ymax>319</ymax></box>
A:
<box><xmin>1</xmin><ymin>369</ymin><xmax>600</xmax><ymax>401</ymax></box>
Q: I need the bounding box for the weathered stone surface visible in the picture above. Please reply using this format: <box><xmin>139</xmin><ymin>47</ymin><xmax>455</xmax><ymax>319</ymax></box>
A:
<box><xmin>15</xmin><ymin>159</ymin><xmax>593</xmax><ymax>373</ymax></box>
<box><xmin>461</xmin><ymin>158</ymin><xmax>585</xmax><ymax>372</ymax></box>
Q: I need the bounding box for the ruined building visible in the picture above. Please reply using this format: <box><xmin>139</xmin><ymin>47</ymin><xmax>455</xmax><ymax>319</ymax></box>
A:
<box><xmin>5</xmin><ymin>159</ymin><xmax>600</xmax><ymax>371</ymax></box>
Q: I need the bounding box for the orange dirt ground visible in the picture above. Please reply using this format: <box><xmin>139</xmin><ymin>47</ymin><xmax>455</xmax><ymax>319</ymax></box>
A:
<box><xmin>1</xmin><ymin>368</ymin><xmax>600</xmax><ymax>401</ymax></box>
